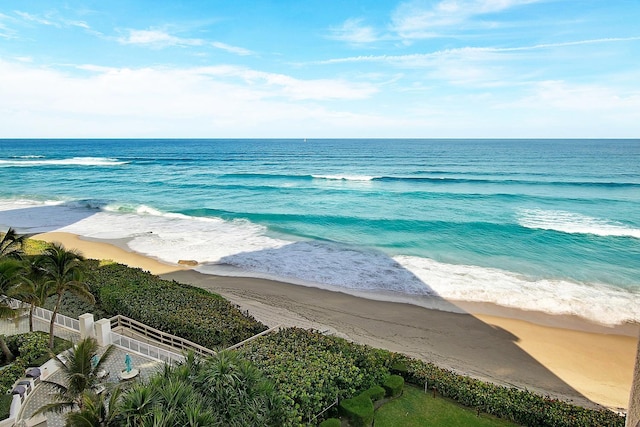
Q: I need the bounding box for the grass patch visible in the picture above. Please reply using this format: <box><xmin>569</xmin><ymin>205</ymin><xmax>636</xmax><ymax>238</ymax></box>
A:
<box><xmin>374</xmin><ymin>385</ymin><xmax>520</xmax><ymax>427</ymax></box>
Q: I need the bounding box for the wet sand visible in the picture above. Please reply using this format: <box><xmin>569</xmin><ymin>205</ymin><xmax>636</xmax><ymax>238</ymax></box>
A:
<box><xmin>34</xmin><ymin>231</ymin><xmax>638</xmax><ymax>411</ymax></box>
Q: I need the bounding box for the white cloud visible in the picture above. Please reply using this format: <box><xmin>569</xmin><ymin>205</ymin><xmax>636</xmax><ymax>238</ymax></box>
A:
<box><xmin>328</xmin><ymin>18</ymin><xmax>379</xmax><ymax>44</ymax></box>
<box><xmin>118</xmin><ymin>29</ymin><xmax>254</xmax><ymax>55</ymax></box>
<box><xmin>512</xmin><ymin>80</ymin><xmax>640</xmax><ymax>112</ymax></box>
<box><xmin>211</xmin><ymin>41</ymin><xmax>253</xmax><ymax>56</ymax></box>
<box><xmin>0</xmin><ymin>60</ymin><xmax>381</xmax><ymax>137</ymax></box>
<box><xmin>14</xmin><ymin>10</ymin><xmax>90</xmax><ymax>30</ymax></box>
<box><xmin>118</xmin><ymin>29</ymin><xmax>203</xmax><ymax>47</ymax></box>
<box><xmin>391</xmin><ymin>0</ymin><xmax>541</xmax><ymax>39</ymax></box>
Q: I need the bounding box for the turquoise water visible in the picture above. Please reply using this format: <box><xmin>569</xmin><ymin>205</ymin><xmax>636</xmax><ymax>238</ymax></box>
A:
<box><xmin>1</xmin><ymin>139</ymin><xmax>639</xmax><ymax>324</ymax></box>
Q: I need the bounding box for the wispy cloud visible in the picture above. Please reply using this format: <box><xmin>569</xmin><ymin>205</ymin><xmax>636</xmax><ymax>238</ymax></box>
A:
<box><xmin>327</xmin><ymin>18</ymin><xmax>379</xmax><ymax>44</ymax></box>
<box><xmin>511</xmin><ymin>80</ymin><xmax>640</xmax><ymax>112</ymax></box>
<box><xmin>118</xmin><ymin>28</ymin><xmax>253</xmax><ymax>55</ymax></box>
<box><xmin>319</xmin><ymin>36</ymin><xmax>640</xmax><ymax>66</ymax></box>
<box><xmin>211</xmin><ymin>41</ymin><xmax>252</xmax><ymax>56</ymax></box>
<box><xmin>391</xmin><ymin>0</ymin><xmax>541</xmax><ymax>39</ymax></box>
<box><xmin>117</xmin><ymin>29</ymin><xmax>203</xmax><ymax>47</ymax></box>
<box><xmin>14</xmin><ymin>10</ymin><xmax>90</xmax><ymax>30</ymax></box>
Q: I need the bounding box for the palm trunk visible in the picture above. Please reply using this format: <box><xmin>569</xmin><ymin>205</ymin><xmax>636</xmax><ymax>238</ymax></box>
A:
<box><xmin>49</xmin><ymin>292</ymin><xmax>63</xmax><ymax>349</ymax></box>
<box><xmin>29</xmin><ymin>304</ymin><xmax>34</xmax><ymax>332</ymax></box>
<box><xmin>0</xmin><ymin>336</ymin><xmax>14</xmax><ymax>362</ymax></box>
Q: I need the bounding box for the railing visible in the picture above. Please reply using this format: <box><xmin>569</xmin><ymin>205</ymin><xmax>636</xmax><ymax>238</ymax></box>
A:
<box><xmin>111</xmin><ymin>332</ymin><xmax>185</xmax><ymax>364</ymax></box>
<box><xmin>6</xmin><ymin>297</ymin><xmax>80</xmax><ymax>332</ymax></box>
<box><xmin>109</xmin><ymin>315</ymin><xmax>217</xmax><ymax>357</ymax></box>
<box><xmin>225</xmin><ymin>325</ymin><xmax>282</xmax><ymax>351</ymax></box>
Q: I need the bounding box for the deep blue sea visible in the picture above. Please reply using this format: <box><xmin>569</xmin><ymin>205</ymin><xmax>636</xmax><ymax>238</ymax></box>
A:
<box><xmin>1</xmin><ymin>139</ymin><xmax>638</xmax><ymax>325</ymax></box>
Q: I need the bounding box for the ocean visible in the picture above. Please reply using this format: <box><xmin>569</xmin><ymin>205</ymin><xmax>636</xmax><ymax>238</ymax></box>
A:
<box><xmin>1</xmin><ymin>139</ymin><xmax>638</xmax><ymax>326</ymax></box>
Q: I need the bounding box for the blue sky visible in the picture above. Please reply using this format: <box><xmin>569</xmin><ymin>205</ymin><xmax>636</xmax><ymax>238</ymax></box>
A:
<box><xmin>0</xmin><ymin>0</ymin><xmax>639</xmax><ymax>138</ymax></box>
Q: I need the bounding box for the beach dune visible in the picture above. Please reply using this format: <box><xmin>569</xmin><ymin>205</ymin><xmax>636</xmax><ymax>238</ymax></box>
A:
<box><xmin>34</xmin><ymin>232</ymin><xmax>638</xmax><ymax>412</ymax></box>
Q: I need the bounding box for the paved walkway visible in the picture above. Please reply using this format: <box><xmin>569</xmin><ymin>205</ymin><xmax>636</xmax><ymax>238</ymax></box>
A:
<box><xmin>19</xmin><ymin>347</ymin><xmax>162</xmax><ymax>426</ymax></box>
<box><xmin>2</xmin><ymin>315</ymin><xmax>166</xmax><ymax>427</ymax></box>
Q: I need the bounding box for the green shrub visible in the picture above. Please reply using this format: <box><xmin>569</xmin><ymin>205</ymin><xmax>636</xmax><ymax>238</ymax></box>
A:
<box><xmin>0</xmin><ymin>394</ymin><xmax>12</xmax><ymax>420</ymax></box>
<box><xmin>362</xmin><ymin>385</ymin><xmax>386</xmax><ymax>402</ymax></box>
<box><xmin>86</xmin><ymin>262</ymin><xmax>267</xmax><ymax>349</ymax></box>
<box><xmin>318</xmin><ymin>418</ymin><xmax>341</xmax><ymax>427</ymax></box>
<box><xmin>14</xmin><ymin>332</ymin><xmax>49</xmax><ymax>365</ymax></box>
<box><xmin>382</xmin><ymin>375</ymin><xmax>404</xmax><ymax>397</ymax></box>
<box><xmin>390</xmin><ymin>360</ymin><xmax>408</xmax><ymax>376</ymax></box>
<box><xmin>0</xmin><ymin>362</ymin><xmax>26</xmax><ymax>394</ymax></box>
<box><xmin>242</xmin><ymin>328</ymin><xmax>391</xmax><ymax>426</ymax></box>
<box><xmin>339</xmin><ymin>394</ymin><xmax>374</xmax><ymax>427</ymax></box>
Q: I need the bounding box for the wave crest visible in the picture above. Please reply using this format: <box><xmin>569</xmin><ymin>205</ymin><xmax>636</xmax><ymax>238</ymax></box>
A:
<box><xmin>517</xmin><ymin>208</ymin><xmax>640</xmax><ymax>238</ymax></box>
<box><xmin>0</xmin><ymin>157</ymin><xmax>128</xmax><ymax>167</ymax></box>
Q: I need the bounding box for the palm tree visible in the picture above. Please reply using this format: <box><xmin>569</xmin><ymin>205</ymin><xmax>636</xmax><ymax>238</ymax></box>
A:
<box><xmin>10</xmin><ymin>259</ymin><xmax>51</xmax><ymax>332</ymax></box>
<box><xmin>35</xmin><ymin>242</ymin><xmax>95</xmax><ymax>349</ymax></box>
<box><xmin>64</xmin><ymin>386</ymin><xmax>125</xmax><ymax>427</ymax></box>
<box><xmin>0</xmin><ymin>227</ymin><xmax>26</xmax><ymax>259</ymax></box>
<box><xmin>194</xmin><ymin>350</ymin><xmax>283</xmax><ymax>426</ymax></box>
<box><xmin>35</xmin><ymin>337</ymin><xmax>116</xmax><ymax>416</ymax></box>
<box><xmin>0</xmin><ymin>257</ymin><xmax>26</xmax><ymax>361</ymax></box>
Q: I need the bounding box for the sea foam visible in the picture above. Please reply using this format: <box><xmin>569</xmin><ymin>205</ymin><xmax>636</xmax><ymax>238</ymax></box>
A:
<box><xmin>2</xmin><ymin>199</ymin><xmax>636</xmax><ymax>326</ymax></box>
<box><xmin>0</xmin><ymin>157</ymin><xmax>128</xmax><ymax>167</ymax></box>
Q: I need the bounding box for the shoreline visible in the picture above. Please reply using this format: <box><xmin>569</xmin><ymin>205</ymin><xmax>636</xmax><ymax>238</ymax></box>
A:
<box><xmin>34</xmin><ymin>231</ymin><xmax>638</xmax><ymax>411</ymax></box>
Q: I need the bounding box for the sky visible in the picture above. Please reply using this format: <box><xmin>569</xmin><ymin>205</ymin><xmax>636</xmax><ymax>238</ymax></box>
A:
<box><xmin>0</xmin><ymin>0</ymin><xmax>639</xmax><ymax>138</ymax></box>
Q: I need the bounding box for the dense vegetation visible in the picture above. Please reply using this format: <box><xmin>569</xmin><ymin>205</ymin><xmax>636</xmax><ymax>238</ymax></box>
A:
<box><xmin>85</xmin><ymin>261</ymin><xmax>268</xmax><ymax>349</ymax></box>
<box><xmin>242</xmin><ymin>327</ymin><xmax>392</xmax><ymax>425</ymax></box>
<box><xmin>0</xmin><ymin>332</ymin><xmax>71</xmax><ymax>419</ymax></box>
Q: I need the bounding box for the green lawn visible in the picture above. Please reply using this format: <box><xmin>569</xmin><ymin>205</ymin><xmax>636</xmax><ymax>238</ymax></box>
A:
<box><xmin>374</xmin><ymin>385</ymin><xmax>520</xmax><ymax>427</ymax></box>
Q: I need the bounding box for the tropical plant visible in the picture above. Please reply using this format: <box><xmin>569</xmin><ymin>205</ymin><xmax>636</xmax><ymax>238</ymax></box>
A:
<box><xmin>0</xmin><ymin>257</ymin><xmax>26</xmax><ymax>361</ymax></box>
<box><xmin>115</xmin><ymin>350</ymin><xmax>282</xmax><ymax>427</ymax></box>
<box><xmin>35</xmin><ymin>337</ymin><xmax>116</xmax><ymax>417</ymax></box>
<box><xmin>194</xmin><ymin>350</ymin><xmax>284</xmax><ymax>426</ymax></box>
<box><xmin>0</xmin><ymin>227</ymin><xmax>26</xmax><ymax>259</ymax></box>
<box><xmin>35</xmin><ymin>243</ymin><xmax>95</xmax><ymax>349</ymax></box>
<box><xmin>9</xmin><ymin>259</ymin><xmax>52</xmax><ymax>332</ymax></box>
<box><xmin>63</xmin><ymin>386</ymin><xmax>125</xmax><ymax>427</ymax></box>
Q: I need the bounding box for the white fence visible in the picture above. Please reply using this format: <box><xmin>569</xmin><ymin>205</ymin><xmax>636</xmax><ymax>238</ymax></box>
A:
<box><xmin>6</xmin><ymin>297</ymin><xmax>80</xmax><ymax>333</ymax></box>
<box><xmin>111</xmin><ymin>332</ymin><xmax>184</xmax><ymax>364</ymax></box>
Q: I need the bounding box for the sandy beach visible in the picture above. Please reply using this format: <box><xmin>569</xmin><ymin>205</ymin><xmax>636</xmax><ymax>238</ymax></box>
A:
<box><xmin>34</xmin><ymin>231</ymin><xmax>638</xmax><ymax>412</ymax></box>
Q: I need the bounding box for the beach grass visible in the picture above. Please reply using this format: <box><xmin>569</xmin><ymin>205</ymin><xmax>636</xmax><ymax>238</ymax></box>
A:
<box><xmin>374</xmin><ymin>385</ymin><xmax>520</xmax><ymax>427</ymax></box>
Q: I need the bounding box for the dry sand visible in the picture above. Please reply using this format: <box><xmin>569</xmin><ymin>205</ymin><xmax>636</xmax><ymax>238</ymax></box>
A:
<box><xmin>34</xmin><ymin>231</ymin><xmax>638</xmax><ymax>412</ymax></box>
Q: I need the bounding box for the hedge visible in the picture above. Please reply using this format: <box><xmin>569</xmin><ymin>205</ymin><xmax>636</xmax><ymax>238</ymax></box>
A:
<box><xmin>318</xmin><ymin>418</ymin><xmax>341</xmax><ymax>427</ymax></box>
<box><xmin>339</xmin><ymin>394</ymin><xmax>374</xmax><ymax>427</ymax></box>
<box><xmin>362</xmin><ymin>385</ymin><xmax>386</xmax><ymax>402</ymax></box>
<box><xmin>382</xmin><ymin>374</ymin><xmax>404</xmax><ymax>397</ymax></box>
<box><xmin>86</xmin><ymin>262</ymin><xmax>267</xmax><ymax>349</ymax></box>
<box><xmin>391</xmin><ymin>354</ymin><xmax>625</xmax><ymax>427</ymax></box>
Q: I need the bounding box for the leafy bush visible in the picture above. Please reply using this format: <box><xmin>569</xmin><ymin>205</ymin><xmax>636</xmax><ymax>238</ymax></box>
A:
<box><xmin>318</xmin><ymin>418</ymin><xmax>341</xmax><ymax>427</ymax></box>
<box><xmin>86</xmin><ymin>262</ymin><xmax>267</xmax><ymax>349</ymax></box>
<box><xmin>13</xmin><ymin>331</ymin><xmax>49</xmax><ymax>365</ymax></box>
<box><xmin>0</xmin><ymin>332</ymin><xmax>71</xmax><ymax>395</ymax></box>
<box><xmin>382</xmin><ymin>375</ymin><xmax>404</xmax><ymax>397</ymax></box>
<box><xmin>242</xmin><ymin>328</ymin><xmax>391</xmax><ymax>426</ymax></box>
<box><xmin>0</xmin><ymin>394</ymin><xmax>12</xmax><ymax>421</ymax></box>
<box><xmin>389</xmin><ymin>360</ymin><xmax>408</xmax><ymax>375</ymax></box>
<box><xmin>0</xmin><ymin>362</ymin><xmax>26</xmax><ymax>394</ymax></box>
<box><xmin>339</xmin><ymin>394</ymin><xmax>374</xmax><ymax>427</ymax></box>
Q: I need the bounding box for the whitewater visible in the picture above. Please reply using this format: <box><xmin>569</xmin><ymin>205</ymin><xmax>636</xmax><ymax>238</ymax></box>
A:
<box><xmin>0</xmin><ymin>139</ymin><xmax>638</xmax><ymax>326</ymax></box>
